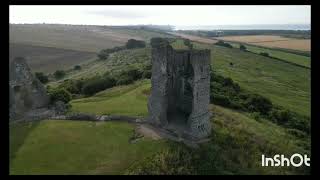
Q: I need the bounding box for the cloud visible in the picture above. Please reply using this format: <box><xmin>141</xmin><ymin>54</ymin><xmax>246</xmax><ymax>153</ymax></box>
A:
<box><xmin>86</xmin><ymin>8</ymin><xmax>150</xmax><ymax>19</ymax></box>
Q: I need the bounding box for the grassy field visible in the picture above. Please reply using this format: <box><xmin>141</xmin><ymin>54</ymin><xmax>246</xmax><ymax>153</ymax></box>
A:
<box><xmin>229</xmin><ymin>42</ymin><xmax>311</xmax><ymax>68</ymax></box>
<box><xmin>171</xmin><ymin>39</ymin><xmax>310</xmax><ymax>118</ymax></box>
<box><xmin>216</xmin><ymin>35</ymin><xmax>310</xmax><ymax>51</ymax></box>
<box><xmin>10</xmin><ymin>81</ymin><xmax>310</xmax><ymax>174</ymax></box>
<box><xmin>10</xmin><ymin>43</ymin><xmax>96</xmax><ymax>73</ymax></box>
<box><xmin>10</xmin><ymin>120</ymin><xmax>168</xmax><ymax>175</ymax></box>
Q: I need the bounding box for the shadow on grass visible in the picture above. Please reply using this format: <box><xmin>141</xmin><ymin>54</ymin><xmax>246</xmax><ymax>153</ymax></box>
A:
<box><xmin>9</xmin><ymin>121</ymin><xmax>40</xmax><ymax>160</ymax></box>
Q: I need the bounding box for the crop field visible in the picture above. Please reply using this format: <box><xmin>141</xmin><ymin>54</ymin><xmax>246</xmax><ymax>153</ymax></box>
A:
<box><xmin>169</xmin><ymin>32</ymin><xmax>218</xmax><ymax>44</ymax></box>
<box><xmin>216</xmin><ymin>35</ymin><xmax>310</xmax><ymax>51</ymax></box>
<box><xmin>10</xmin><ymin>43</ymin><xmax>96</xmax><ymax>73</ymax></box>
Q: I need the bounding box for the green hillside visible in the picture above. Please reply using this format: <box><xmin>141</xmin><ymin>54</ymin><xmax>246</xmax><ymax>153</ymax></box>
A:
<box><xmin>10</xmin><ymin>80</ymin><xmax>310</xmax><ymax>174</ymax></box>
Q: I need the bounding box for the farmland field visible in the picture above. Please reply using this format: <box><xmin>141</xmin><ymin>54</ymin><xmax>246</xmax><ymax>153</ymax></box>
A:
<box><xmin>216</xmin><ymin>35</ymin><xmax>310</xmax><ymax>51</ymax></box>
<box><xmin>9</xmin><ymin>43</ymin><xmax>96</xmax><ymax>73</ymax></box>
<box><xmin>229</xmin><ymin>42</ymin><xmax>311</xmax><ymax>68</ymax></box>
<box><xmin>169</xmin><ymin>32</ymin><xmax>218</xmax><ymax>44</ymax></box>
<box><xmin>10</xmin><ymin>24</ymin><xmax>173</xmax><ymax>53</ymax></box>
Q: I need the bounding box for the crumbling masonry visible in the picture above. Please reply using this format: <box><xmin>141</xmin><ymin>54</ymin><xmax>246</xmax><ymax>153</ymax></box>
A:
<box><xmin>9</xmin><ymin>57</ymin><xmax>50</xmax><ymax>120</ymax></box>
<box><xmin>148</xmin><ymin>38</ymin><xmax>211</xmax><ymax>139</ymax></box>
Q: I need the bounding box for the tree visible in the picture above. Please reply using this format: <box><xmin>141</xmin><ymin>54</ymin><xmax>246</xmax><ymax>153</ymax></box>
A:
<box><xmin>34</xmin><ymin>72</ymin><xmax>49</xmax><ymax>84</ymax></box>
<box><xmin>126</xmin><ymin>39</ymin><xmax>146</xmax><ymax>49</ymax></box>
<box><xmin>48</xmin><ymin>88</ymin><xmax>72</xmax><ymax>104</ymax></box>
<box><xmin>74</xmin><ymin>65</ymin><xmax>81</xmax><ymax>70</ymax></box>
<box><xmin>54</xmin><ymin>70</ymin><xmax>66</xmax><ymax>80</ymax></box>
<box><xmin>97</xmin><ymin>49</ymin><xmax>110</xmax><ymax>60</ymax></box>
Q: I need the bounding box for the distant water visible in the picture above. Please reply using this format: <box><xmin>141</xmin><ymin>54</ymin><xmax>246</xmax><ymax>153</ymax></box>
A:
<box><xmin>174</xmin><ymin>24</ymin><xmax>310</xmax><ymax>30</ymax></box>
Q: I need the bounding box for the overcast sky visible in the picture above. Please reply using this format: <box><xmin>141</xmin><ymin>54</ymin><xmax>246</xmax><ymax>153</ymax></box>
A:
<box><xmin>9</xmin><ymin>5</ymin><xmax>311</xmax><ymax>26</ymax></box>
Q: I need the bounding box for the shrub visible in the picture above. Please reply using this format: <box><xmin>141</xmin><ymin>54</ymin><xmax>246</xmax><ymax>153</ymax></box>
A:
<box><xmin>116</xmin><ymin>75</ymin><xmax>134</xmax><ymax>85</ymax></box>
<box><xmin>74</xmin><ymin>65</ymin><xmax>81</xmax><ymax>70</ymax></box>
<box><xmin>126</xmin><ymin>39</ymin><xmax>146</xmax><ymax>49</ymax></box>
<box><xmin>213</xmin><ymin>94</ymin><xmax>231</xmax><ymax>107</ymax></box>
<box><xmin>81</xmin><ymin>76</ymin><xmax>116</xmax><ymax>96</ymax></box>
<box><xmin>54</xmin><ymin>70</ymin><xmax>66</xmax><ymax>80</ymax></box>
<box><xmin>260</xmin><ymin>52</ymin><xmax>269</xmax><ymax>57</ymax></box>
<box><xmin>34</xmin><ymin>72</ymin><xmax>49</xmax><ymax>84</ymax></box>
<box><xmin>245</xmin><ymin>94</ymin><xmax>272</xmax><ymax>115</ymax></box>
<box><xmin>48</xmin><ymin>88</ymin><xmax>72</xmax><ymax>104</ymax></box>
<box><xmin>239</xmin><ymin>44</ymin><xmax>247</xmax><ymax>51</ymax></box>
<box><xmin>97</xmin><ymin>49</ymin><xmax>110</xmax><ymax>60</ymax></box>
<box><xmin>97</xmin><ymin>46</ymin><xmax>125</xmax><ymax>60</ymax></box>
<box><xmin>215</xmin><ymin>40</ymin><xmax>233</xmax><ymax>48</ymax></box>
<box><xmin>58</xmin><ymin>79</ymin><xmax>84</xmax><ymax>95</ymax></box>
<box><xmin>142</xmin><ymin>70</ymin><xmax>152</xmax><ymax>79</ymax></box>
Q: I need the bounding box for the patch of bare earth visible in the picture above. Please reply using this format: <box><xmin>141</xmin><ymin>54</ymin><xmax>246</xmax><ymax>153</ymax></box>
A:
<box><xmin>135</xmin><ymin>124</ymin><xmax>163</xmax><ymax>140</ymax></box>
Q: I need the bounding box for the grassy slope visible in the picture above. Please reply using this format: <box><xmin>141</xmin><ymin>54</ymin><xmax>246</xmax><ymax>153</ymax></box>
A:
<box><xmin>212</xmin><ymin>45</ymin><xmax>310</xmax><ymax>117</ymax></box>
<box><xmin>9</xmin><ymin>81</ymin><xmax>309</xmax><ymax>174</ymax></box>
<box><xmin>172</xmin><ymin>39</ymin><xmax>310</xmax><ymax>117</ymax></box>
<box><xmin>47</xmin><ymin>48</ymin><xmax>151</xmax><ymax>87</ymax></box>
<box><xmin>71</xmin><ymin>80</ymin><xmax>150</xmax><ymax>117</ymax></box>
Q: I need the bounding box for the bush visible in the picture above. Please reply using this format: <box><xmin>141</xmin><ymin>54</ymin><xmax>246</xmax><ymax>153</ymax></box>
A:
<box><xmin>48</xmin><ymin>88</ymin><xmax>72</xmax><ymax>104</ymax></box>
<box><xmin>54</xmin><ymin>70</ymin><xmax>66</xmax><ymax>80</ymax></box>
<box><xmin>142</xmin><ymin>70</ymin><xmax>152</xmax><ymax>79</ymax></box>
<box><xmin>213</xmin><ymin>94</ymin><xmax>231</xmax><ymax>107</ymax></box>
<box><xmin>245</xmin><ymin>94</ymin><xmax>272</xmax><ymax>115</ymax></box>
<box><xmin>126</xmin><ymin>39</ymin><xmax>146</xmax><ymax>49</ymax></box>
<box><xmin>97</xmin><ymin>49</ymin><xmax>110</xmax><ymax>60</ymax></box>
<box><xmin>260</xmin><ymin>52</ymin><xmax>269</xmax><ymax>57</ymax></box>
<box><xmin>34</xmin><ymin>72</ymin><xmax>49</xmax><ymax>84</ymax></box>
<box><xmin>81</xmin><ymin>76</ymin><xmax>116</xmax><ymax>96</ymax></box>
<box><xmin>97</xmin><ymin>46</ymin><xmax>125</xmax><ymax>60</ymax></box>
<box><xmin>215</xmin><ymin>40</ymin><xmax>233</xmax><ymax>48</ymax></box>
<box><xmin>58</xmin><ymin>79</ymin><xmax>84</xmax><ymax>95</ymax></box>
<box><xmin>116</xmin><ymin>75</ymin><xmax>134</xmax><ymax>85</ymax></box>
<box><xmin>74</xmin><ymin>65</ymin><xmax>81</xmax><ymax>70</ymax></box>
<box><xmin>239</xmin><ymin>44</ymin><xmax>247</xmax><ymax>51</ymax></box>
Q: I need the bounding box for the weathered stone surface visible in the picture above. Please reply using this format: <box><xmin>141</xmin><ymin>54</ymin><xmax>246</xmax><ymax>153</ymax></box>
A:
<box><xmin>9</xmin><ymin>57</ymin><xmax>50</xmax><ymax>120</ymax></box>
<box><xmin>148</xmin><ymin>38</ymin><xmax>211</xmax><ymax>140</ymax></box>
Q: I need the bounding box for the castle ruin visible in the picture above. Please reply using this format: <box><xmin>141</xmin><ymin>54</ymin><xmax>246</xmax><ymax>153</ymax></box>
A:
<box><xmin>148</xmin><ymin>38</ymin><xmax>211</xmax><ymax>140</ymax></box>
<box><xmin>9</xmin><ymin>57</ymin><xmax>50</xmax><ymax>120</ymax></box>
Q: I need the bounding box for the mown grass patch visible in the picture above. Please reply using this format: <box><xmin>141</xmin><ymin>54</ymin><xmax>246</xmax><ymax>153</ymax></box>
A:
<box><xmin>10</xmin><ymin>120</ymin><xmax>167</xmax><ymax>175</ymax></box>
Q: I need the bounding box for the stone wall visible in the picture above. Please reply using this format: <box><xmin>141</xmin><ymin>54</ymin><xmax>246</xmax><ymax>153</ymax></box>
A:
<box><xmin>148</xmin><ymin>38</ymin><xmax>211</xmax><ymax>139</ymax></box>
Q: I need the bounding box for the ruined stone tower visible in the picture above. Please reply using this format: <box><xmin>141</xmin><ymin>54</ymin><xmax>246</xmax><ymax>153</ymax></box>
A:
<box><xmin>148</xmin><ymin>38</ymin><xmax>211</xmax><ymax>139</ymax></box>
<box><xmin>9</xmin><ymin>57</ymin><xmax>50</xmax><ymax>120</ymax></box>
